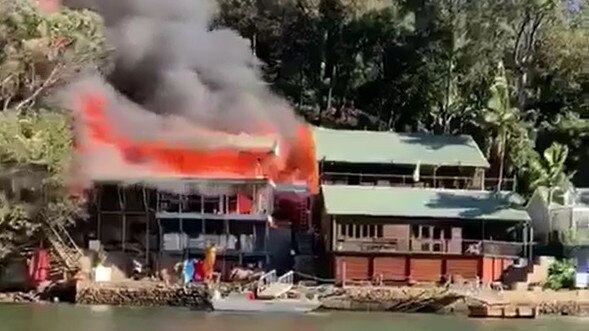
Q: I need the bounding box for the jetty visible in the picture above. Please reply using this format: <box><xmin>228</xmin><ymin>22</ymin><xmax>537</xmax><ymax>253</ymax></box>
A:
<box><xmin>448</xmin><ymin>283</ymin><xmax>538</xmax><ymax>319</ymax></box>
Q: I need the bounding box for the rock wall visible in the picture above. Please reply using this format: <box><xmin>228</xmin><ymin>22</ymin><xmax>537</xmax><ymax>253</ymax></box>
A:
<box><xmin>538</xmin><ymin>301</ymin><xmax>589</xmax><ymax>316</ymax></box>
<box><xmin>75</xmin><ymin>281</ymin><xmax>210</xmax><ymax>308</ymax></box>
<box><xmin>0</xmin><ymin>291</ymin><xmax>41</xmax><ymax>303</ymax></box>
<box><xmin>72</xmin><ymin>281</ymin><xmax>589</xmax><ymax>316</ymax></box>
<box><xmin>317</xmin><ymin>286</ymin><xmax>462</xmax><ymax>313</ymax></box>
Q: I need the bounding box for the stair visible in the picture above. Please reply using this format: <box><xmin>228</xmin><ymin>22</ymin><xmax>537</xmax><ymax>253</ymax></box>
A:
<box><xmin>297</xmin><ymin>199</ymin><xmax>310</xmax><ymax>232</ymax></box>
<box><xmin>502</xmin><ymin>256</ymin><xmax>554</xmax><ymax>289</ymax></box>
<box><xmin>42</xmin><ymin>220</ymin><xmax>84</xmax><ymax>278</ymax></box>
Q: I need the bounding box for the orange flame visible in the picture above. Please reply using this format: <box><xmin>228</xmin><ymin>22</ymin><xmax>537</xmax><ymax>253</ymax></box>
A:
<box><xmin>73</xmin><ymin>93</ymin><xmax>318</xmax><ymax>194</ymax></box>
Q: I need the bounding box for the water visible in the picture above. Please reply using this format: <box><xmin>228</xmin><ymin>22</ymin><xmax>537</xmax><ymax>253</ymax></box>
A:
<box><xmin>0</xmin><ymin>304</ymin><xmax>588</xmax><ymax>331</ymax></box>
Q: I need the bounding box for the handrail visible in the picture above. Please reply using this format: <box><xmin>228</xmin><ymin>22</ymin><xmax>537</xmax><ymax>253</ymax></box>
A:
<box><xmin>321</xmin><ymin>171</ymin><xmax>516</xmax><ymax>191</ymax></box>
<box><xmin>43</xmin><ymin>218</ymin><xmax>84</xmax><ymax>271</ymax></box>
<box><xmin>321</xmin><ymin>171</ymin><xmax>514</xmax><ymax>183</ymax></box>
<box><xmin>258</xmin><ymin>269</ymin><xmax>277</xmax><ymax>286</ymax></box>
<box><xmin>277</xmin><ymin>271</ymin><xmax>294</xmax><ymax>285</ymax></box>
<box><xmin>336</xmin><ymin>238</ymin><xmax>525</xmax><ymax>257</ymax></box>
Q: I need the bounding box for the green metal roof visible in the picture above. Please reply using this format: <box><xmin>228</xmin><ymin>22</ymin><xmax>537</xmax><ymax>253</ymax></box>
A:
<box><xmin>313</xmin><ymin>127</ymin><xmax>490</xmax><ymax>168</ymax></box>
<box><xmin>322</xmin><ymin>185</ymin><xmax>529</xmax><ymax>222</ymax></box>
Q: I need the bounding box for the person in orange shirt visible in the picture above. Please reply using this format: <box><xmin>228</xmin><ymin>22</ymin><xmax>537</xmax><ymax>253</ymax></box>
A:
<box><xmin>203</xmin><ymin>243</ymin><xmax>217</xmax><ymax>282</ymax></box>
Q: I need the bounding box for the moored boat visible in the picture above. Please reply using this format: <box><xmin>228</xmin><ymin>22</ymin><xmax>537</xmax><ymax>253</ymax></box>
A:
<box><xmin>210</xmin><ymin>291</ymin><xmax>321</xmax><ymax>313</ymax></box>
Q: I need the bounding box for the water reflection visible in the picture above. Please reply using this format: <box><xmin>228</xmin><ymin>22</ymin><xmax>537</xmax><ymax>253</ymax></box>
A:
<box><xmin>0</xmin><ymin>305</ymin><xmax>587</xmax><ymax>331</ymax></box>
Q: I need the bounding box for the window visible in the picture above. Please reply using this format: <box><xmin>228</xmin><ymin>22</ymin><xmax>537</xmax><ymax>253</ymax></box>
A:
<box><xmin>421</xmin><ymin>226</ymin><xmax>430</xmax><ymax>239</ymax></box>
<box><xmin>369</xmin><ymin>225</ymin><xmax>376</xmax><ymax>237</ymax></box>
<box><xmin>433</xmin><ymin>227</ymin><xmax>442</xmax><ymax>240</ymax></box>
<box><xmin>411</xmin><ymin>225</ymin><xmax>419</xmax><ymax>237</ymax></box>
<box><xmin>376</xmin><ymin>225</ymin><xmax>384</xmax><ymax>238</ymax></box>
<box><xmin>339</xmin><ymin>224</ymin><xmax>384</xmax><ymax>239</ymax></box>
<box><xmin>361</xmin><ymin>225</ymin><xmax>369</xmax><ymax>237</ymax></box>
<box><xmin>412</xmin><ymin>225</ymin><xmax>448</xmax><ymax>253</ymax></box>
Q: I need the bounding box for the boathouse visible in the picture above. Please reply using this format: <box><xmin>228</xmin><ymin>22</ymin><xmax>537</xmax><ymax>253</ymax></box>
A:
<box><xmin>311</xmin><ymin>127</ymin><xmax>530</xmax><ymax>284</ymax></box>
<box><xmin>320</xmin><ymin>185</ymin><xmax>531</xmax><ymax>284</ymax></box>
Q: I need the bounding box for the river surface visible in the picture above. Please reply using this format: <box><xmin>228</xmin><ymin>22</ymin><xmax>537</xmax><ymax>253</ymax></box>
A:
<box><xmin>0</xmin><ymin>304</ymin><xmax>588</xmax><ymax>331</ymax></box>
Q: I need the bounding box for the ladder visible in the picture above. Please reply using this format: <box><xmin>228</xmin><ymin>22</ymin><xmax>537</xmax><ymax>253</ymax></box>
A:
<box><xmin>297</xmin><ymin>198</ymin><xmax>310</xmax><ymax>232</ymax></box>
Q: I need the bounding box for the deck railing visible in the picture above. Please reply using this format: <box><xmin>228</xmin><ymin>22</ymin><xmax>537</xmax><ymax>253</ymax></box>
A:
<box><xmin>277</xmin><ymin>271</ymin><xmax>294</xmax><ymax>286</ymax></box>
<box><xmin>258</xmin><ymin>269</ymin><xmax>277</xmax><ymax>286</ymax></box>
<box><xmin>335</xmin><ymin>238</ymin><xmax>524</xmax><ymax>258</ymax></box>
<box><xmin>321</xmin><ymin>172</ymin><xmax>516</xmax><ymax>191</ymax></box>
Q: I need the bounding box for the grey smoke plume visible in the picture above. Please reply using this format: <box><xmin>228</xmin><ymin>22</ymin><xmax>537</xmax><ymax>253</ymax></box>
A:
<box><xmin>63</xmin><ymin>0</ymin><xmax>299</xmax><ymax>145</ymax></box>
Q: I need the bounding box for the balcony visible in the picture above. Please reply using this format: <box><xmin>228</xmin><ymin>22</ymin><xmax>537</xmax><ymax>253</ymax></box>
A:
<box><xmin>156</xmin><ymin>182</ymin><xmax>274</xmax><ymax>221</ymax></box>
<box><xmin>334</xmin><ymin>238</ymin><xmax>524</xmax><ymax>258</ymax></box>
<box><xmin>321</xmin><ymin>172</ymin><xmax>516</xmax><ymax>191</ymax></box>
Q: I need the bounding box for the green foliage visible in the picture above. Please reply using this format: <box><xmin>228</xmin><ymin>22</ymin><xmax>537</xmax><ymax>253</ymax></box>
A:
<box><xmin>530</xmin><ymin>143</ymin><xmax>574</xmax><ymax>194</ymax></box>
<box><xmin>215</xmin><ymin>0</ymin><xmax>588</xmax><ymax>194</ymax></box>
<box><xmin>544</xmin><ymin>259</ymin><xmax>576</xmax><ymax>290</ymax></box>
<box><xmin>0</xmin><ymin>109</ymin><xmax>85</xmax><ymax>261</ymax></box>
<box><xmin>0</xmin><ymin>1</ymin><xmax>100</xmax><ymax>261</ymax></box>
<box><xmin>0</xmin><ymin>0</ymin><xmax>105</xmax><ymax>111</ymax></box>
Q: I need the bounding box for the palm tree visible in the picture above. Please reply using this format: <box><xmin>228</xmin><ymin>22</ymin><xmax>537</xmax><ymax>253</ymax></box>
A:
<box><xmin>482</xmin><ymin>62</ymin><xmax>520</xmax><ymax>190</ymax></box>
<box><xmin>530</xmin><ymin>142</ymin><xmax>573</xmax><ymax>204</ymax></box>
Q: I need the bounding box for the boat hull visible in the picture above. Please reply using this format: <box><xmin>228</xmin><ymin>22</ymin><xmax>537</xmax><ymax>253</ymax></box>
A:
<box><xmin>211</xmin><ymin>297</ymin><xmax>321</xmax><ymax>313</ymax></box>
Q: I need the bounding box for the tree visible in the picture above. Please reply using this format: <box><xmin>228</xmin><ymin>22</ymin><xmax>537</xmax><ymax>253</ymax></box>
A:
<box><xmin>0</xmin><ymin>0</ymin><xmax>105</xmax><ymax>111</ymax></box>
<box><xmin>480</xmin><ymin>62</ymin><xmax>522</xmax><ymax>190</ymax></box>
<box><xmin>0</xmin><ymin>1</ymin><xmax>103</xmax><ymax>261</ymax></box>
<box><xmin>530</xmin><ymin>142</ymin><xmax>574</xmax><ymax>203</ymax></box>
<box><xmin>0</xmin><ymin>109</ymin><xmax>86</xmax><ymax>260</ymax></box>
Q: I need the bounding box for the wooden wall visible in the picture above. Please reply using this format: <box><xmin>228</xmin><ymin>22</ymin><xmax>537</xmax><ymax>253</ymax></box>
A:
<box><xmin>335</xmin><ymin>254</ymin><xmax>514</xmax><ymax>284</ymax></box>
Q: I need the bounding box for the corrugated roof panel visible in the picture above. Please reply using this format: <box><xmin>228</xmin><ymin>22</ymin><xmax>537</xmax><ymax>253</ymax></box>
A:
<box><xmin>313</xmin><ymin>127</ymin><xmax>490</xmax><ymax>168</ymax></box>
<box><xmin>322</xmin><ymin>185</ymin><xmax>529</xmax><ymax>222</ymax></box>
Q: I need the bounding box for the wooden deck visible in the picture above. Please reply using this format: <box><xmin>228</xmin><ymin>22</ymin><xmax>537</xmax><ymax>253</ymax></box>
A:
<box><xmin>468</xmin><ymin>303</ymin><xmax>538</xmax><ymax>319</ymax></box>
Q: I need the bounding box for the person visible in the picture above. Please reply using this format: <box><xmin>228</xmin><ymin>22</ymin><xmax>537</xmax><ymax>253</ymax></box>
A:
<box><xmin>193</xmin><ymin>259</ymin><xmax>205</xmax><ymax>282</ymax></box>
<box><xmin>132</xmin><ymin>260</ymin><xmax>143</xmax><ymax>280</ymax></box>
<box><xmin>203</xmin><ymin>243</ymin><xmax>217</xmax><ymax>282</ymax></box>
<box><xmin>183</xmin><ymin>258</ymin><xmax>194</xmax><ymax>285</ymax></box>
<box><xmin>173</xmin><ymin>261</ymin><xmax>184</xmax><ymax>285</ymax></box>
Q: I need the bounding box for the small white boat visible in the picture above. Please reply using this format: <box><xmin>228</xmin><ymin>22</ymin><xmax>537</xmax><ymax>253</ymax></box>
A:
<box><xmin>210</xmin><ymin>291</ymin><xmax>321</xmax><ymax>313</ymax></box>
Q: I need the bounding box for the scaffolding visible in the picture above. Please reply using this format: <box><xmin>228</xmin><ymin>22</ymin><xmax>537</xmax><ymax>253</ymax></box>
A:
<box><xmin>155</xmin><ymin>178</ymin><xmax>275</xmax><ymax>267</ymax></box>
<box><xmin>93</xmin><ymin>183</ymin><xmax>153</xmax><ymax>266</ymax></box>
<box><xmin>91</xmin><ymin>178</ymin><xmax>276</xmax><ymax>272</ymax></box>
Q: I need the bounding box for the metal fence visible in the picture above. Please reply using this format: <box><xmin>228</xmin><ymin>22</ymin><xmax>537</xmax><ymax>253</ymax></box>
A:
<box><xmin>321</xmin><ymin>172</ymin><xmax>516</xmax><ymax>191</ymax></box>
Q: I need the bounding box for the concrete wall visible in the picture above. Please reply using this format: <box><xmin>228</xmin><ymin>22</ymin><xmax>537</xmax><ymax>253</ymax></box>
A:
<box><xmin>527</xmin><ymin>191</ymin><xmax>550</xmax><ymax>242</ymax></box>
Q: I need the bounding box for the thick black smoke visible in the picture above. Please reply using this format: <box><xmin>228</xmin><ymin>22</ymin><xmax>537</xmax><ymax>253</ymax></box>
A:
<box><xmin>62</xmin><ymin>0</ymin><xmax>298</xmax><ymax>138</ymax></box>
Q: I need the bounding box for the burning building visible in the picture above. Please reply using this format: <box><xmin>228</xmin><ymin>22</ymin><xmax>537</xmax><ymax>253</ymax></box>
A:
<box><xmin>53</xmin><ymin>0</ymin><xmax>318</xmax><ymax>280</ymax></box>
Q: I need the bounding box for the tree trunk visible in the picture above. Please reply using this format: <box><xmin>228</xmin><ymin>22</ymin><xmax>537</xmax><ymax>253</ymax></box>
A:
<box><xmin>497</xmin><ymin>133</ymin><xmax>507</xmax><ymax>191</ymax></box>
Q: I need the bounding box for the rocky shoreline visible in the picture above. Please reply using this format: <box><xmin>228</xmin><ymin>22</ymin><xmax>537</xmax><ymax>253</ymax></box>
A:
<box><xmin>317</xmin><ymin>286</ymin><xmax>463</xmax><ymax>313</ymax></box>
<box><xmin>0</xmin><ymin>291</ymin><xmax>42</xmax><ymax>304</ymax></box>
<box><xmin>75</xmin><ymin>281</ymin><xmax>210</xmax><ymax>308</ymax></box>
<box><xmin>3</xmin><ymin>281</ymin><xmax>589</xmax><ymax>317</ymax></box>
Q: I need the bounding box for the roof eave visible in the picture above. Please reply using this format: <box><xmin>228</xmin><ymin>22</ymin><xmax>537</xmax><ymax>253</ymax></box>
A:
<box><xmin>317</xmin><ymin>158</ymin><xmax>490</xmax><ymax>168</ymax></box>
<box><xmin>325</xmin><ymin>212</ymin><xmax>529</xmax><ymax>222</ymax></box>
